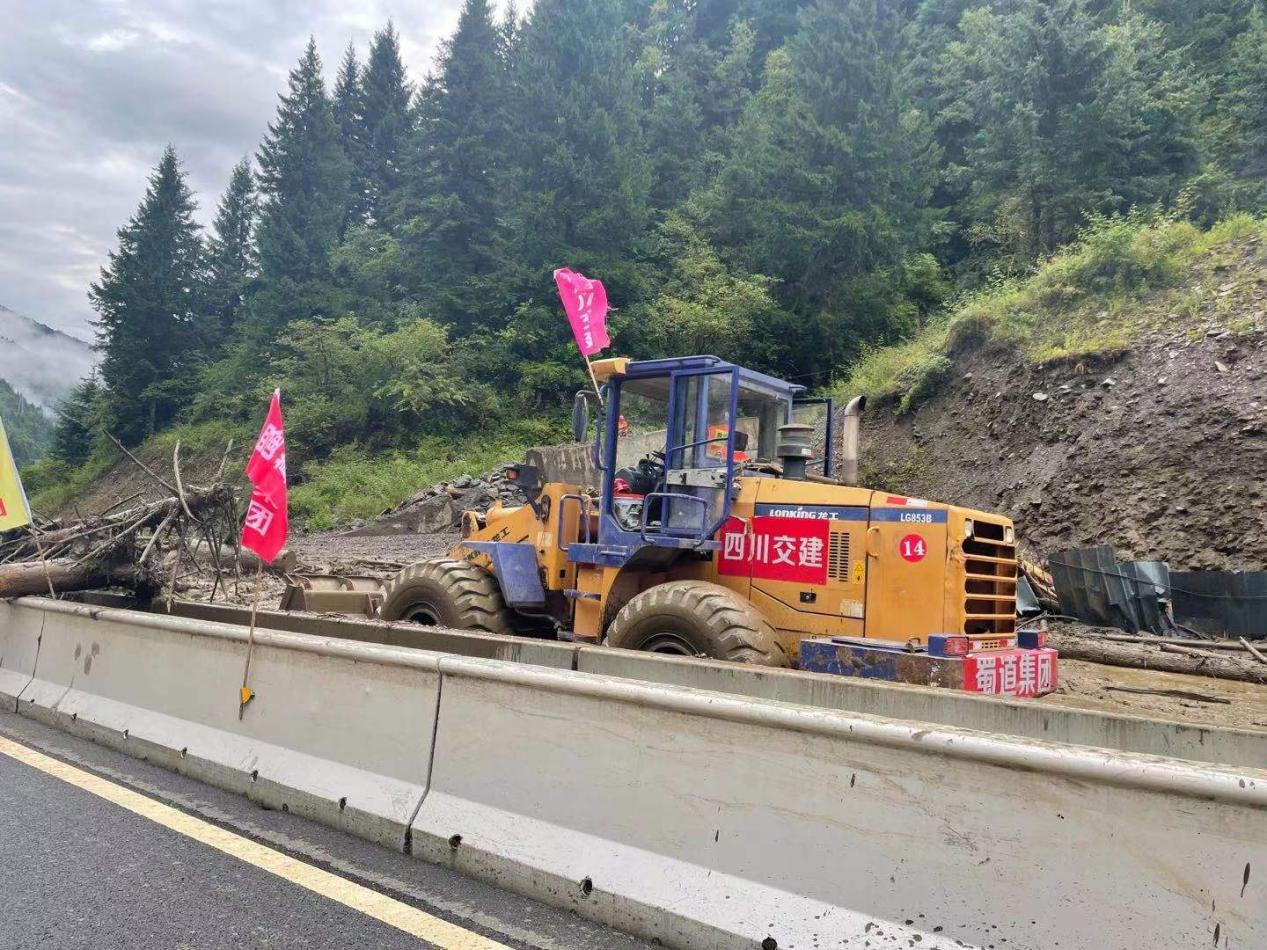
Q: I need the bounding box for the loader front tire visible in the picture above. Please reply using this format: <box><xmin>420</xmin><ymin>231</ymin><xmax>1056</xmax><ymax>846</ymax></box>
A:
<box><xmin>605</xmin><ymin>581</ymin><xmax>788</xmax><ymax>667</ymax></box>
<box><xmin>378</xmin><ymin>558</ymin><xmax>514</xmax><ymax>635</ymax></box>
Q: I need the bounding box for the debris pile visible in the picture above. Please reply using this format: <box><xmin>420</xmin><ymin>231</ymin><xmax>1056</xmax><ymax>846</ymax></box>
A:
<box><xmin>1047</xmin><ymin>622</ymin><xmax>1267</xmax><ymax>685</ymax></box>
<box><xmin>0</xmin><ymin>437</ymin><xmax>241</xmax><ymax>601</ymax></box>
<box><xmin>349</xmin><ymin>466</ymin><xmax>526</xmax><ymax>537</ymax></box>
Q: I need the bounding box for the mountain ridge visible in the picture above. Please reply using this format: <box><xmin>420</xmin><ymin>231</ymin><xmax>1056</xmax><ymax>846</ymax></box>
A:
<box><xmin>0</xmin><ymin>303</ymin><xmax>97</xmax><ymax>411</ymax></box>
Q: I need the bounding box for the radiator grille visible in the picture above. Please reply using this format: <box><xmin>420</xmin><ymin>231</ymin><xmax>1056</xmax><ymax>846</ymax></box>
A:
<box><xmin>961</xmin><ymin>520</ymin><xmax>1017</xmax><ymax>634</ymax></box>
<box><xmin>828</xmin><ymin>531</ymin><xmax>850</xmax><ymax>581</ymax></box>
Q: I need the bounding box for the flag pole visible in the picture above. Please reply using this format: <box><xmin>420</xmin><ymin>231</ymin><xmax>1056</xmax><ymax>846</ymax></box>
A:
<box><xmin>238</xmin><ymin>560</ymin><xmax>263</xmax><ymax>720</ymax></box>
<box><xmin>584</xmin><ymin>353</ymin><xmax>604</xmax><ymax>406</ymax></box>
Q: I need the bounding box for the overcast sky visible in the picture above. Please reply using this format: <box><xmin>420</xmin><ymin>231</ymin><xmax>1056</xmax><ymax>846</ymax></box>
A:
<box><xmin>0</xmin><ymin>0</ymin><xmax>475</xmax><ymax>339</ymax></box>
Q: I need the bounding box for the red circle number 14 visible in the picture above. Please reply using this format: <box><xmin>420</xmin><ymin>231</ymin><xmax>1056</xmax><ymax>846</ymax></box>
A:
<box><xmin>899</xmin><ymin>534</ymin><xmax>927</xmax><ymax>563</ymax></box>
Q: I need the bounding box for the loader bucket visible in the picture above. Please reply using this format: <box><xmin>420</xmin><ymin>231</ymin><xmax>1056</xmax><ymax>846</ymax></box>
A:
<box><xmin>279</xmin><ymin>574</ymin><xmax>386</xmax><ymax>617</ymax></box>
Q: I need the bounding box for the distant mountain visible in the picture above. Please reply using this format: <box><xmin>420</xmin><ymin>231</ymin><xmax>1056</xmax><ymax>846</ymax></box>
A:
<box><xmin>0</xmin><ymin>304</ymin><xmax>97</xmax><ymax>411</ymax></box>
<box><xmin>0</xmin><ymin>378</ymin><xmax>53</xmax><ymax>467</ymax></box>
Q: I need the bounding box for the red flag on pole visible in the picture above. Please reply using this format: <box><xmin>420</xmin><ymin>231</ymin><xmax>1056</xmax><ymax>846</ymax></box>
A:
<box><xmin>241</xmin><ymin>389</ymin><xmax>288</xmax><ymax>564</ymax></box>
<box><xmin>553</xmin><ymin>267</ymin><xmax>610</xmax><ymax>357</ymax></box>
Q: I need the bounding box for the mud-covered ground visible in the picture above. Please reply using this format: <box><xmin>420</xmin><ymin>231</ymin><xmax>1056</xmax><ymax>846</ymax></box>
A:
<box><xmin>169</xmin><ymin>528</ymin><xmax>459</xmax><ymax>607</ymax></box>
<box><xmin>1041</xmin><ymin>657</ymin><xmax>1267</xmax><ymax>731</ymax></box>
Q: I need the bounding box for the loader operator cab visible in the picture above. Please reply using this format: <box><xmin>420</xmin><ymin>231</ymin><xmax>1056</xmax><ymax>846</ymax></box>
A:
<box><xmin>575</xmin><ymin>356</ymin><xmax>834</xmax><ymax>553</ymax></box>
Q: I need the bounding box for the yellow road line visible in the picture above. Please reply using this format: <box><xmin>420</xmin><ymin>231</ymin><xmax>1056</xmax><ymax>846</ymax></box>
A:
<box><xmin>0</xmin><ymin>734</ymin><xmax>508</xmax><ymax>950</ymax></box>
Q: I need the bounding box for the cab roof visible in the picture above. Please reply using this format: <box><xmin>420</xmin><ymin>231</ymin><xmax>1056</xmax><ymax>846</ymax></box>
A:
<box><xmin>620</xmin><ymin>355</ymin><xmax>805</xmax><ymax>397</ymax></box>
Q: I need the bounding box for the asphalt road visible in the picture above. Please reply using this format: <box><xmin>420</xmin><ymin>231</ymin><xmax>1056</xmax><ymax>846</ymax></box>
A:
<box><xmin>0</xmin><ymin>712</ymin><xmax>650</xmax><ymax>950</ymax></box>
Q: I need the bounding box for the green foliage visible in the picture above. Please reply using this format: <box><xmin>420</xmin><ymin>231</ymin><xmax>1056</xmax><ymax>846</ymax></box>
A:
<box><xmin>50</xmin><ymin>376</ymin><xmax>106</xmax><ymax>465</ymax></box>
<box><xmin>0</xmin><ymin>380</ymin><xmax>53</xmax><ymax>468</ymax></box>
<box><xmin>291</xmin><ymin>420</ymin><xmax>563</xmax><ymax>530</ymax></box>
<box><xmin>26</xmin><ymin>448</ymin><xmax>118</xmax><ymax>516</ymax></box>
<box><xmin>254</xmin><ymin>39</ymin><xmax>351</xmax><ymax>331</ymax></box>
<box><xmin>353</xmin><ymin>24</ymin><xmax>412</xmax><ymax>228</ymax></box>
<box><xmin>61</xmin><ymin>0</ymin><xmax>1267</xmax><ymax>527</ymax></box>
<box><xmin>636</xmin><ymin>213</ymin><xmax>787</xmax><ymax>361</ymax></box>
<box><xmin>935</xmin><ymin>1</ymin><xmax>1199</xmax><ymax>267</ymax></box>
<box><xmin>89</xmin><ymin>146</ymin><xmax>205</xmax><ymax>443</ymax></box>
<box><xmin>396</xmin><ymin>0</ymin><xmax>515</xmax><ymax>331</ymax></box>
<box><xmin>264</xmin><ymin>316</ymin><xmax>496</xmax><ymax>463</ymax></box>
<box><xmin>841</xmin><ymin>214</ymin><xmax>1267</xmax><ymax>406</ymax></box>
<box><xmin>701</xmin><ymin>0</ymin><xmax>942</xmax><ymax>376</ymax></box>
<box><xmin>508</xmin><ymin>0</ymin><xmax>652</xmax><ymax>272</ymax></box>
<box><xmin>1211</xmin><ymin>5</ymin><xmax>1267</xmax><ymax>206</ymax></box>
<box><xmin>203</xmin><ymin>158</ymin><xmax>257</xmax><ymax>348</ymax></box>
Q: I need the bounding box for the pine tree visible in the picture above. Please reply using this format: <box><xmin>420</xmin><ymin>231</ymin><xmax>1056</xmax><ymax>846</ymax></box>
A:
<box><xmin>253</xmin><ymin>39</ymin><xmax>352</xmax><ymax>332</ymax></box>
<box><xmin>702</xmin><ymin>0</ymin><xmax>940</xmax><ymax>372</ymax></box>
<box><xmin>50</xmin><ymin>376</ymin><xmax>103</xmax><ymax>465</ymax></box>
<box><xmin>357</xmin><ymin>23</ymin><xmax>413</xmax><ymax>227</ymax></box>
<box><xmin>203</xmin><ymin>158</ymin><xmax>258</xmax><ymax>349</ymax></box>
<box><xmin>1216</xmin><ymin>4</ymin><xmax>1267</xmax><ymax>200</ymax></box>
<box><xmin>333</xmin><ymin>44</ymin><xmax>363</xmax><ymax>149</ymax></box>
<box><xmin>507</xmin><ymin>0</ymin><xmax>651</xmax><ymax>273</ymax></box>
<box><xmin>89</xmin><ymin>147</ymin><xmax>204</xmax><ymax>442</ymax></box>
<box><xmin>637</xmin><ymin>0</ymin><xmax>709</xmax><ymax>209</ymax></box>
<box><xmin>1136</xmin><ymin>0</ymin><xmax>1253</xmax><ymax>72</ymax></box>
<box><xmin>398</xmin><ymin>0</ymin><xmax>514</xmax><ymax>329</ymax></box>
<box><xmin>333</xmin><ymin>43</ymin><xmax>366</xmax><ymax>228</ymax></box>
<box><xmin>936</xmin><ymin>0</ymin><xmax>1198</xmax><ymax>262</ymax></box>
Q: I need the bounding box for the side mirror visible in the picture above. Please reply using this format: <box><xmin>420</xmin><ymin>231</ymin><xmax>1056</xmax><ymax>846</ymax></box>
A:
<box><xmin>733</xmin><ymin>430</ymin><xmax>750</xmax><ymax>452</ymax></box>
<box><xmin>571</xmin><ymin>390</ymin><xmax>592</xmax><ymax>443</ymax></box>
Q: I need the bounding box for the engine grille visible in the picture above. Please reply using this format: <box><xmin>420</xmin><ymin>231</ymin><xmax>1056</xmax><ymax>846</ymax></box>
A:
<box><xmin>961</xmin><ymin>520</ymin><xmax>1017</xmax><ymax>634</ymax></box>
<box><xmin>828</xmin><ymin>531</ymin><xmax>850</xmax><ymax>581</ymax></box>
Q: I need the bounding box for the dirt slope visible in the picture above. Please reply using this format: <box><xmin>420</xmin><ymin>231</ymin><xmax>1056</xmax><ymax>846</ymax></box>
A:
<box><xmin>859</xmin><ymin>244</ymin><xmax>1267</xmax><ymax>570</ymax></box>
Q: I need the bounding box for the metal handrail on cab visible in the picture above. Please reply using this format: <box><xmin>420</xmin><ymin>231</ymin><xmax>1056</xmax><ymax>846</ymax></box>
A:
<box><xmin>639</xmin><ymin>491</ymin><xmax>715</xmax><ymax>548</ymax></box>
<box><xmin>557</xmin><ymin>492</ymin><xmax>593</xmax><ymax>555</ymax></box>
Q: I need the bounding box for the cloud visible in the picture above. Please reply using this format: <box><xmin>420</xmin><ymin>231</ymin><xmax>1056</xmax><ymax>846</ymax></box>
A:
<box><xmin>0</xmin><ymin>0</ymin><xmax>477</xmax><ymax>338</ymax></box>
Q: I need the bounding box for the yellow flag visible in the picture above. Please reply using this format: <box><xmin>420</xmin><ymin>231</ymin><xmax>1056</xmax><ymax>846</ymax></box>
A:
<box><xmin>0</xmin><ymin>417</ymin><xmax>33</xmax><ymax>531</ymax></box>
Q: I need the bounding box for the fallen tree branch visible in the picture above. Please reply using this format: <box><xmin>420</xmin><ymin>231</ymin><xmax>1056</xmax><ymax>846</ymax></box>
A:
<box><xmin>173</xmin><ymin>440</ymin><xmax>201</xmax><ymax>524</ymax></box>
<box><xmin>1159</xmin><ymin>643</ymin><xmax>1230</xmax><ymax>661</ymax></box>
<box><xmin>215</xmin><ymin>438</ymin><xmax>235</xmax><ymax>482</ymax></box>
<box><xmin>1048</xmin><ymin>626</ymin><xmax>1267</xmax><ymax>685</ymax></box>
<box><xmin>1104</xmin><ymin>685</ymin><xmax>1232</xmax><ymax>705</ymax></box>
<box><xmin>138</xmin><ymin>509</ymin><xmax>179</xmax><ymax>565</ymax></box>
<box><xmin>0</xmin><ymin>558</ymin><xmax>148</xmax><ymax>599</ymax></box>
<box><xmin>1095</xmin><ymin>633</ymin><xmax>1251</xmax><ymax>651</ymax></box>
<box><xmin>106</xmin><ymin>433</ymin><xmax>178</xmax><ymax>495</ymax></box>
<box><xmin>1241</xmin><ymin>638</ymin><xmax>1267</xmax><ymax>666</ymax></box>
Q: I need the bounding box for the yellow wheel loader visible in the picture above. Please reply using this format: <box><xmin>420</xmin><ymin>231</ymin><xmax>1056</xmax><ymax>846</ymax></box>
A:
<box><xmin>379</xmin><ymin>355</ymin><xmax>1018</xmax><ymax>667</ymax></box>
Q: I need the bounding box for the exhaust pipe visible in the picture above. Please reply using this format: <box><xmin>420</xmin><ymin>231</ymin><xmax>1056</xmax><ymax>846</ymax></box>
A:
<box><xmin>839</xmin><ymin>395</ymin><xmax>865</xmax><ymax>485</ymax></box>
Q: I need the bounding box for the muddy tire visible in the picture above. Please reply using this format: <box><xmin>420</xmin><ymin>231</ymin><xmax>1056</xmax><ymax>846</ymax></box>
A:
<box><xmin>605</xmin><ymin>581</ymin><xmax>788</xmax><ymax>666</ymax></box>
<box><xmin>377</xmin><ymin>558</ymin><xmax>514</xmax><ymax>635</ymax></box>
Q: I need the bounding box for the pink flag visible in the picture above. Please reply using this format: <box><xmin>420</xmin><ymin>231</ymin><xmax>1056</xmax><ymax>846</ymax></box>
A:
<box><xmin>553</xmin><ymin>267</ymin><xmax>611</xmax><ymax>357</ymax></box>
<box><xmin>241</xmin><ymin>389</ymin><xmax>289</xmax><ymax>564</ymax></box>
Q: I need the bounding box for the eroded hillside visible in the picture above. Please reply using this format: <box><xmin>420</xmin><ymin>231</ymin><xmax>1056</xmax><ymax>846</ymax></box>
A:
<box><xmin>853</xmin><ymin>222</ymin><xmax>1267</xmax><ymax>570</ymax></box>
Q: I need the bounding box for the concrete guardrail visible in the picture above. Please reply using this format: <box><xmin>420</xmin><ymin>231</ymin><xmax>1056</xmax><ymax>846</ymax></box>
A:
<box><xmin>170</xmin><ymin>598</ymin><xmax>1267</xmax><ymax>770</ymax></box>
<box><xmin>1</xmin><ymin>596</ymin><xmax>1264</xmax><ymax>950</ymax></box>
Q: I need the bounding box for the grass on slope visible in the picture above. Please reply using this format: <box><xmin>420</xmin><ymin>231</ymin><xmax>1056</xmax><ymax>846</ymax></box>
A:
<box><xmin>840</xmin><ymin>214</ymin><xmax>1267</xmax><ymax>411</ymax></box>
<box><xmin>290</xmin><ymin>426</ymin><xmax>555</xmax><ymax>531</ymax></box>
<box><xmin>24</xmin><ymin>420</ymin><xmax>249</xmax><ymax>516</ymax></box>
<box><xmin>26</xmin><ymin>416</ymin><xmax>560</xmax><ymax>531</ymax></box>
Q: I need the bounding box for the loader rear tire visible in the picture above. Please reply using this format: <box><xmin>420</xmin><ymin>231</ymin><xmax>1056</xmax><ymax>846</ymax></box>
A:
<box><xmin>378</xmin><ymin>558</ymin><xmax>514</xmax><ymax>635</ymax></box>
<box><xmin>605</xmin><ymin>581</ymin><xmax>788</xmax><ymax>667</ymax></box>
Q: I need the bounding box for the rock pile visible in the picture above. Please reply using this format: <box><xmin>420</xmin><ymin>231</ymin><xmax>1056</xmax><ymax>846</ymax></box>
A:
<box><xmin>348</xmin><ymin>466</ymin><xmax>527</xmax><ymax>537</ymax></box>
